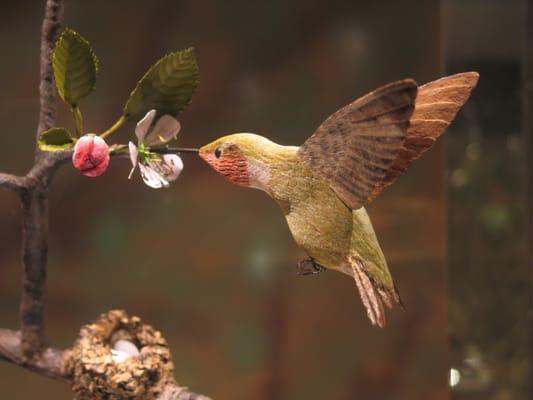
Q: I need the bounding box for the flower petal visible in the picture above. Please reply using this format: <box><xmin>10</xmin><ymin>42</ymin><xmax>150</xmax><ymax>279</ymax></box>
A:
<box><xmin>128</xmin><ymin>141</ymin><xmax>138</xmax><ymax>179</ymax></box>
<box><xmin>139</xmin><ymin>163</ymin><xmax>168</xmax><ymax>189</ymax></box>
<box><xmin>162</xmin><ymin>154</ymin><xmax>184</xmax><ymax>182</ymax></box>
<box><xmin>144</xmin><ymin>115</ymin><xmax>181</xmax><ymax>146</ymax></box>
<box><xmin>135</xmin><ymin>109</ymin><xmax>156</xmax><ymax>143</ymax></box>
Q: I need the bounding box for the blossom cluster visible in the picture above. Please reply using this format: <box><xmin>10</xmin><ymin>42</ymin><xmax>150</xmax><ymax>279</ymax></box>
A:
<box><xmin>71</xmin><ymin>110</ymin><xmax>184</xmax><ymax>188</ymax></box>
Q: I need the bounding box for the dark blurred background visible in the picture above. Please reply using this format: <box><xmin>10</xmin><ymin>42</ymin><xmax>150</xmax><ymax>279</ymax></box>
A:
<box><xmin>0</xmin><ymin>0</ymin><xmax>525</xmax><ymax>399</ymax></box>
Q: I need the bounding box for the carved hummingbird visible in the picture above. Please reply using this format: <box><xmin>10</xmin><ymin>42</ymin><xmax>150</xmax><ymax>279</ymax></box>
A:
<box><xmin>199</xmin><ymin>72</ymin><xmax>479</xmax><ymax>327</ymax></box>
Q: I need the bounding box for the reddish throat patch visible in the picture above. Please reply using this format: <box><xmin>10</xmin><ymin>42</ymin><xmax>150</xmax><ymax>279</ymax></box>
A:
<box><xmin>200</xmin><ymin>150</ymin><xmax>250</xmax><ymax>187</ymax></box>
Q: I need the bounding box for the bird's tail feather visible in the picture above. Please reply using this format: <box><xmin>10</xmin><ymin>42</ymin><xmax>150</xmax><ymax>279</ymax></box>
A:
<box><xmin>351</xmin><ymin>260</ymin><xmax>402</xmax><ymax>328</ymax></box>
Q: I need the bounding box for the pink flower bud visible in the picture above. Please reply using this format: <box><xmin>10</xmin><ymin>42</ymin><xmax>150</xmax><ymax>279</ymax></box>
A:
<box><xmin>72</xmin><ymin>135</ymin><xmax>110</xmax><ymax>177</ymax></box>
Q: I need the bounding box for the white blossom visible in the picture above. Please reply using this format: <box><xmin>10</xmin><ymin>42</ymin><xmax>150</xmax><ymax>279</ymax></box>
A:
<box><xmin>128</xmin><ymin>110</ymin><xmax>183</xmax><ymax>189</ymax></box>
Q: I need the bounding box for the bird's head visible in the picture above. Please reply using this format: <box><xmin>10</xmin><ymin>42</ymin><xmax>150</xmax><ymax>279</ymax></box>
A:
<box><xmin>199</xmin><ymin>133</ymin><xmax>280</xmax><ymax>189</ymax></box>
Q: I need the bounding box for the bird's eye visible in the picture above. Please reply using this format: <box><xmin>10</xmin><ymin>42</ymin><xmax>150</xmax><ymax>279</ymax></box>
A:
<box><xmin>214</xmin><ymin>147</ymin><xmax>222</xmax><ymax>158</ymax></box>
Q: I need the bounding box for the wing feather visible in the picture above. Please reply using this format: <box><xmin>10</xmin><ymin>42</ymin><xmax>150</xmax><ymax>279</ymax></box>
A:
<box><xmin>298</xmin><ymin>79</ymin><xmax>418</xmax><ymax>210</ymax></box>
<box><xmin>368</xmin><ymin>72</ymin><xmax>479</xmax><ymax>200</ymax></box>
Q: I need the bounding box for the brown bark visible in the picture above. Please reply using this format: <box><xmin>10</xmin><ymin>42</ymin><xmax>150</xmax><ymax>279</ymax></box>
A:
<box><xmin>158</xmin><ymin>385</ymin><xmax>213</xmax><ymax>400</ymax></box>
<box><xmin>0</xmin><ymin>173</ymin><xmax>25</xmax><ymax>192</ymax></box>
<box><xmin>0</xmin><ymin>329</ymin><xmax>68</xmax><ymax>381</ymax></box>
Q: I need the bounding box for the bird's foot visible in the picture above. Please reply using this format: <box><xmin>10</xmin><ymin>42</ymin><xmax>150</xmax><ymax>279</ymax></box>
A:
<box><xmin>297</xmin><ymin>257</ymin><xmax>326</xmax><ymax>276</ymax></box>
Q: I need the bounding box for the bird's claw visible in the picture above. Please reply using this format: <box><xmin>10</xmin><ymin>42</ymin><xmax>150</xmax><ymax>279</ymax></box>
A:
<box><xmin>297</xmin><ymin>257</ymin><xmax>326</xmax><ymax>276</ymax></box>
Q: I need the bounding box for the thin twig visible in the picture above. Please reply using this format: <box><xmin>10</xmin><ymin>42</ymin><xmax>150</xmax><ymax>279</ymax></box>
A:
<box><xmin>151</xmin><ymin>147</ymin><xmax>199</xmax><ymax>154</ymax></box>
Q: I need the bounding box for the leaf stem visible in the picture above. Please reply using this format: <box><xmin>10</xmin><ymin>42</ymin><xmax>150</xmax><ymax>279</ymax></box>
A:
<box><xmin>100</xmin><ymin>115</ymin><xmax>127</xmax><ymax>140</ymax></box>
<box><xmin>108</xmin><ymin>143</ymin><xmax>128</xmax><ymax>156</ymax></box>
<box><xmin>71</xmin><ymin>105</ymin><xmax>83</xmax><ymax>136</ymax></box>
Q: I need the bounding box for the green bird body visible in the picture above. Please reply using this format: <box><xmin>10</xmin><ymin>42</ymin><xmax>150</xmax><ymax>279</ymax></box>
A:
<box><xmin>200</xmin><ymin>72</ymin><xmax>479</xmax><ymax>327</ymax></box>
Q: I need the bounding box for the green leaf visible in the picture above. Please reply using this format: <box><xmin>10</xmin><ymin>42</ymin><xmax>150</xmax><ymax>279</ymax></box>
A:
<box><xmin>53</xmin><ymin>28</ymin><xmax>99</xmax><ymax>106</ymax></box>
<box><xmin>123</xmin><ymin>48</ymin><xmax>199</xmax><ymax>120</ymax></box>
<box><xmin>38</xmin><ymin>127</ymin><xmax>74</xmax><ymax>151</ymax></box>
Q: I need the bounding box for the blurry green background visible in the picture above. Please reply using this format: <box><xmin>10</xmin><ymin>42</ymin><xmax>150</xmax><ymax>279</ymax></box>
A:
<box><xmin>0</xmin><ymin>0</ymin><xmax>524</xmax><ymax>399</ymax></box>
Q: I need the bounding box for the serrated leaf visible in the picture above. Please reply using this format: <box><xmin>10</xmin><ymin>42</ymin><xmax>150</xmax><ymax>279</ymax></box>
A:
<box><xmin>53</xmin><ymin>28</ymin><xmax>99</xmax><ymax>106</ymax></box>
<box><xmin>123</xmin><ymin>48</ymin><xmax>199</xmax><ymax>120</ymax></box>
<box><xmin>38</xmin><ymin>127</ymin><xmax>74</xmax><ymax>151</ymax></box>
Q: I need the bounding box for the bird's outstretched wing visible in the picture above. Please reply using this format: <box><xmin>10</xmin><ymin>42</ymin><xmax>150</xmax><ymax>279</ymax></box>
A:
<box><xmin>368</xmin><ymin>72</ymin><xmax>479</xmax><ymax>201</ymax></box>
<box><xmin>298</xmin><ymin>79</ymin><xmax>418</xmax><ymax>210</ymax></box>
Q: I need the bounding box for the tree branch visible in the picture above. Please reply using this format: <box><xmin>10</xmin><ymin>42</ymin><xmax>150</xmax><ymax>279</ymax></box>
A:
<box><xmin>0</xmin><ymin>173</ymin><xmax>25</xmax><ymax>192</ymax></box>
<box><xmin>0</xmin><ymin>1</ymin><xmax>212</xmax><ymax>398</ymax></box>
<box><xmin>158</xmin><ymin>385</ymin><xmax>213</xmax><ymax>400</ymax></box>
<box><xmin>36</xmin><ymin>0</ymin><xmax>63</xmax><ymax>148</ymax></box>
<box><xmin>0</xmin><ymin>329</ymin><xmax>68</xmax><ymax>381</ymax></box>
<box><xmin>19</xmin><ymin>187</ymin><xmax>50</xmax><ymax>358</ymax></box>
<box><xmin>18</xmin><ymin>0</ymin><xmax>64</xmax><ymax>360</ymax></box>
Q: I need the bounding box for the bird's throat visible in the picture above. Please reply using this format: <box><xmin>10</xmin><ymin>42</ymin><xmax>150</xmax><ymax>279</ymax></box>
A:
<box><xmin>202</xmin><ymin>151</ymin><xmax>250</xmax><ymax>187</ymax></box>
